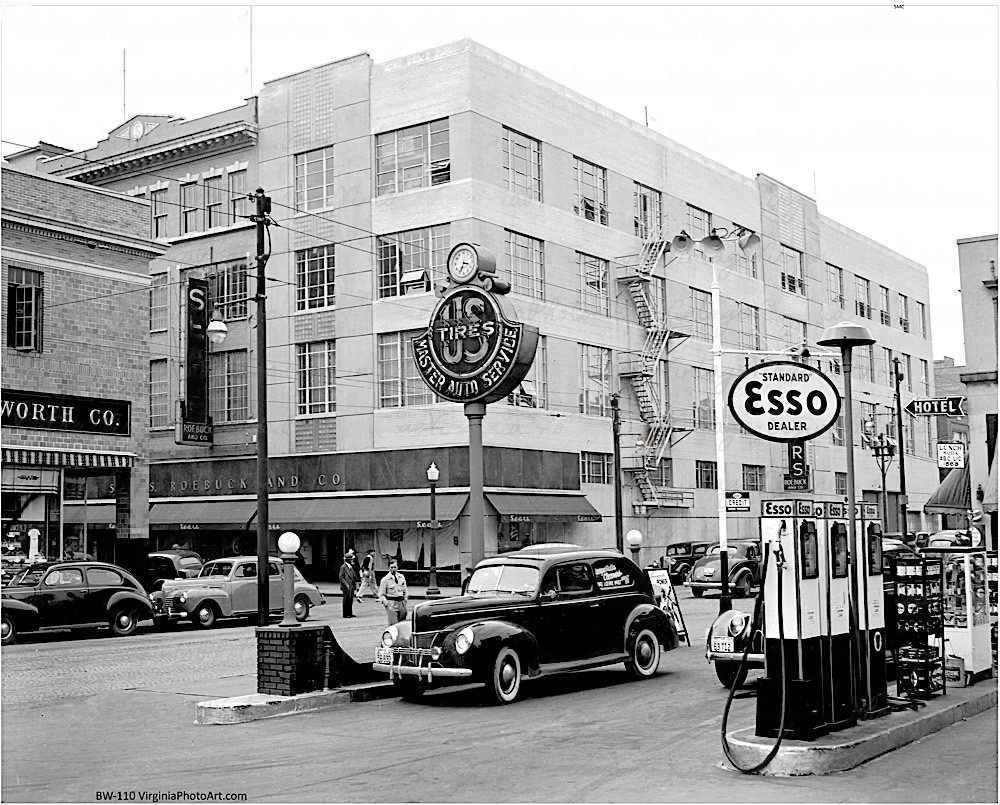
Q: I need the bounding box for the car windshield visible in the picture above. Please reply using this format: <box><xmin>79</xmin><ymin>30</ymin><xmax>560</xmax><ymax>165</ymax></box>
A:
<box><xmin>198</xmin><ymin>562</ymin><xmax>233</xmax><ymax>578</ymax></box>
<box><xmin>707</xmin><ymin>546</ymin><xmax>739</xmax><ymax>556</ymax></box>
<box><xmin>466</xmin><ymin>564</ymin><xmax>539</xmax><ymax>595</ymax></box>
<box><xmin>178</xmin><ymin>557</ymin><xmax>202</xmax><ymax>568</ymax></box>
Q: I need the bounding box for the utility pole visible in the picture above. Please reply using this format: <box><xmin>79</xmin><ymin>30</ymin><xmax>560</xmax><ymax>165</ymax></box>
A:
<box><xmin>893</xmin><ymin>356</ymin><xmax>908</xmax><ymax>538</ymax></box>
<box><xmin>872</xmin><ymin>433</ymin><xmax>896</xmax><ymax>533</ymax></box>
<box><xmin>610</xmin><ymin>393</ymin><xmax>624</xmax><ymax>553</ymax></box>
<box><xmin>251</xmin><ymin>188</ymin><xmax>272</xmax><ymax>625</ymax></box>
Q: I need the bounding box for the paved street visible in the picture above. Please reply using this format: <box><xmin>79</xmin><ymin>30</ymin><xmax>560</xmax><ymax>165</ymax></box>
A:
<box><xmin>2</xmin><ymin>590</ymin><xmax>996</xmax><ymax>803</ymax></box>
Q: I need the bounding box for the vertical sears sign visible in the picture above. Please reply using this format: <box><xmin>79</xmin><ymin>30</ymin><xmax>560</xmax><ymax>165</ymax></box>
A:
<box><xmin>178</xmin><ymin>277</ymin><xmax>213</xmax><ymax>444</ymax></box>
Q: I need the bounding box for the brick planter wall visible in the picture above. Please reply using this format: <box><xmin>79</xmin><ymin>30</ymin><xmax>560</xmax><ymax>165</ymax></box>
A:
<box><xmin>256</xmin><ymin>625</ymin><xmax>326</xmax><ymax>696</ymax></box>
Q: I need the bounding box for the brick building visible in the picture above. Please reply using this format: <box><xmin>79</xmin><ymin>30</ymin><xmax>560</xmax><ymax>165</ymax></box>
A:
<box><xmin>1</xmin><ymin>163</ymin><xmax>164</xmax><ymax>567</ymax></box>
<box><xmin>25</xmin><ymin>40</ymin><xmax>943</xmax><ymax>578</ymax></box>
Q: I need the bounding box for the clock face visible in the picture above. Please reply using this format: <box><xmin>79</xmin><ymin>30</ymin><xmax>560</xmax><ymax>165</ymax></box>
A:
<box><xmin>130</xmin><ymin>122</ymin><xmax>144</xmax><ymax>140</ymax></box>
<box><xmin>447</xmin><ymin>245</ymin><xmax>478</xmax><ymax>283</ymax></box>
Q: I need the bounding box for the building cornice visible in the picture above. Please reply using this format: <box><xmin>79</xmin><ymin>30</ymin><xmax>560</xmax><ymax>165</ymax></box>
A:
<box><xmin>2</xmin><ymin>246</ymin><xmax>154</xmax><ymax>285</ymax></box>
<box><xmin>959</xmin><ymin>370</ymin><xmax>998</xmax><ymax>384</ymax></box>
<box><xmin>1</xmin><ymin>214</ymin><xmax>165</xmax><ymax>259</ymax></box>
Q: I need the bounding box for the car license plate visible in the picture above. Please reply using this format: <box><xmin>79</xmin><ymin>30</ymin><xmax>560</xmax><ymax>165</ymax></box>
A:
<box><xmin>711</xmin><ymin>637</ymin><xmax>734</xmax><ymax>653</ymax></box>
<box><xmin>375</xmin><ymin>647</ymin><xmax>393</xmax><ymax>664</ymax></box>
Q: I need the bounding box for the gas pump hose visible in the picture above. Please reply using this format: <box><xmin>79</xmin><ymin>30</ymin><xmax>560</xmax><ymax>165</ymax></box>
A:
<box><xmin>720</xmin><ymin>545</ymin><xmax>788</xmax><ymax>774</ymax></box>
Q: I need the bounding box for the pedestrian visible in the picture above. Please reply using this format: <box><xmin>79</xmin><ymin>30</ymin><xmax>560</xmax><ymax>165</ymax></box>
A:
<box><xmin>357</xmin><ymin>549</ymin><xmax>377</xmax><ymax>602</ymax></box>
<box><xmin>339</xmin><ymin>550</ymin><xmax>358</xmax><ymax>618</ymax></box>
<box><xmin>378</xmin><ymin>558</ymin><xmax>408</xmax><ymax>625</ymax></box>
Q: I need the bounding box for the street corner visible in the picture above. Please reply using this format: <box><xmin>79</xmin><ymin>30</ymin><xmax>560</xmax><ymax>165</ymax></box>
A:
<box><xmin>195</xmin><ymin>680</ymin><xmax>397</xmax><ymax>725</ymax></box>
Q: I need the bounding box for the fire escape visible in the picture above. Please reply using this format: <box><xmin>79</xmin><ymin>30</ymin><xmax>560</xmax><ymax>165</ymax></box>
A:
<box><xmin>617</xmin><ymin>225</ymin><xmax>694</xmax><ymax>512</ymax></box>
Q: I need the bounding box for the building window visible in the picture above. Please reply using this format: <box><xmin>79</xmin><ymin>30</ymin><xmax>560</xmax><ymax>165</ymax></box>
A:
<box><xmin>180</xmin><ymin>182</ymin><xmax>199</xmax><ymax>234</ymax></box>
<box><xmin>904</xmin><ymin>412</ymin><xmax>916</xmax><ymax>454</ymax></box>
<box><xmin>149</xmin><ymin>274</ymin><xmax>168</xmax><ymax>332</ymax></box>
<box><xmin>573</xmin><ymin>156</ymin><xmax>608</xmax><ymax>225</ymax></box>
<box><xmin>508</xmin><ymin>336</ymin><xmax>547</xmax><ymax>408</ymax></box>
<box><xmin>920</xmin><ymin>359</ymin><xmax>930</xmax><ymax>395</ymax></box>
<box><xmin>743</xmin><ymin>464</ymin><xmax>766</xmax><ymax>492</ymax></box>
<box><xmin>780</xmin><ymin>245</ymin><xmax>805</xmax><ymax>295</ymax></box>
<box><xmin>634</xmin><ymin>182</ymin><xmax>661</xmax><ymax>239</ymax></box>
<box><xmin>208</xmin><ymin>261</ymin><xmax>248</xmax><ymax>320</ymax></box>
<box><xmin>902</xmin><ymin>353</ymin><xmax>913</xmax><ymax>391</ymax></box>
<box><xmin>296</xmin><ymin>340</ymin><xmax>336</xmax><ymax>415</ymax></box>
<box><xmin>649</xmin><ymin>458</ymin><xmax>673</xmax><ymax>487</ymax></box>
<box><xmin>209</xmin><ymin>350</ymin><xmax>248</xmax><ymax>423</ymax></box>
<box><xmin>861</xmin><ymin>401</ymin><xmax>878</xmax><ymax>441</ymax></box>
<box><xmin>295</xmin><ymin>246</ymin><xmax>336</xmax><ymax>310</ymax></box>
<box><xmin>376</xmin><ymin>224</ymin><xmax>449</xmax><ymax>299</ymax></box>
<box><xmin>855</xmin><ymin>344</ymin><xmax>875</xmax><ymax>383</ymax></box>
<box><xmin>690</xmin><ymin>288</ymin><xmax>712</xmax><ymax>340</ymax></box>
<box><xmin>829</xmin><ymin>357</ymin><xmax>842</xmax><ymax>376</ymax></box>
<box><xmin>916</xmin><ymin>301</ymin><xmax>927</xmax><ymax>338</ymax></box>
<box><xmin>505</xmin><ymin>231</ymin><xmax>544</xmax><ymax>299</ymax></box>
<box><xmin>151</xmin><ymin>188</ymin><xmax>168</xmax><ymax>238</ymax></box>
<box><xmin>204</xmin><ymin>175</ymin><xmax>225</xmax><ymax>229</ymax></box>
<box><xmin>835</xmin><ymin>472</ymin><xmax>848</xmax><ymax>498</ymax></box>
<box><xmin>228</xmin><ymin>169</ymin><xmax>248</xmax><ymax>222</ymax></box>
<box><xmin>378</xmin><ymin>331</ymin><xmax>435</xmax><ymax>408</ymax></box>
<box><xmin>926</xmin><ymin>416</ymin><xmax>936</xmax><ymax>456</ymax></box>
<box><xmin>149</xmin><ymin>359</ymin><xmax>170</xmax><ymax>428</ymax></box>
<box><xmin>376</xmin><ymin>119</ymin><xmax>450</xmax><ymax>196</ymax></box>
<box><xmin>855</xmin><ymin>275</ymin><xmax>872</xmax><ymax>319</ymax></box>
<box><xmin>687</xmin><ymin>205</ymin><xmax>712</xmax><ymax>260</ymax></box>
<box><xmin>696</xmin><ymin>460</ymin><xmax>718</xmax><ymax>489</ymax></box>
<box><xmin>502</xmin><ymin>128</ymin><xmax>541</xmax><ymax>201</ymax></box>
<box><xmin>877</xmin><ymin>347</ymin><xmax>891</xmax><ymax>387</ymax></box>
<box><xmin>580</xmin><ymin>452</ymin><xmax>614</xmax><ymax>484</ymax></box>
<box><xmin>878</xmin><ymin>285</ymin><xmax>891</xmax><ymax>326</ymax></box>
<box><xmin>827</xmin><ymin>264</ymin><xmax>845</xmax><ymax>308</ymax></box>
<box><xmin>898</xmin><ymin>293</ymin><xmax>910</xmax><ymax>332</ymax></box>
<box><xmin>6</xmin><ymin>267</ymin><xmax>43</xmax><ymax>352</ymax></box>
<box><xmin>832</xmin><ymin>412</ymin><xmax>845</xmax><ymax>446</ymax></box>
<box><xmin>294</xmin><ymin>146</ymin><xmax>335</xmax><ymax>211</ymax></box>
<box><xmin>739</xmin><ymin>303</ymin><xmax>761</xmax><ymax>350</ymax></box>
<box><xmin>580</xmin><ymin>253</ymin><xmax>610</xmax><ymax>315</ymax></box>
<box><xmin>579</xmin><ymin>343</ymin><xmax>612</xmax><ymax>416</ymax></box>
<box><xmin>693</xmin><ymin>367</ymin><xmax>715</xmax><ymax>430</ymax></box>
<box><xmin>782</xmin><ymin>316</ymin><xmax>807</xmax><ymax>351</ymax></box>
<box><xmin>734</xmin><ymin>234</ymin><xmax>759</xmax><ymax>279</ymax></box>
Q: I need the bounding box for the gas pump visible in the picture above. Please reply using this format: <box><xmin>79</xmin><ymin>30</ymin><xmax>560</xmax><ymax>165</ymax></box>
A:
<box><xmin>855</xmin><ymin>502</ymin><xmax>889</xmax><ymax>717</ymax></box>
<box><xmin>820</xmin><ymin>501</ymin><xmax>856</xmax><ymax>730</ymax></box>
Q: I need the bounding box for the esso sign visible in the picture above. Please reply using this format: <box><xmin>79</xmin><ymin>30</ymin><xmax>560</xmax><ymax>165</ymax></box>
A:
<box><xmin>728</xmin><ymin>360</ymin><xmax>841</xmax><ymax>443</ymax></box>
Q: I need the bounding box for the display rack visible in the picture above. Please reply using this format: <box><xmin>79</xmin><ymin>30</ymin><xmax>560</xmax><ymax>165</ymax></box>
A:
<box><xmin>893</xmin><ymin>554</ymin><xmax>945</xmax><ymax>698</ymax></box>
<box><xmin>986</xmin><ymin>551</ymin><xmax>997</xmax><ymax>676</ymax></box>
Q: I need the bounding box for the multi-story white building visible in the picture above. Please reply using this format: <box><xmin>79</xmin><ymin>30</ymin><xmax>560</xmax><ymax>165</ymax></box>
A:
<box><xmin>26</xmin><ymin>40</ymin><xmax>942</xmax><ymax>578</ymax></box>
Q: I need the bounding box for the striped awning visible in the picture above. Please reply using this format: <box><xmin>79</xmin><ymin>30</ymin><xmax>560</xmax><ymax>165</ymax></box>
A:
<box><xmin>1</xmin><ymin>448</ymin><xmax>134</xmax><ymax>469</ymax></box>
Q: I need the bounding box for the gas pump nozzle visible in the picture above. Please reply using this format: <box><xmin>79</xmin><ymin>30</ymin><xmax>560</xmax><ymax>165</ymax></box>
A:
<box><xmin>772</xmin><ymin>542</ymin><xmax>787</xmax><ymax>570</ymax></box>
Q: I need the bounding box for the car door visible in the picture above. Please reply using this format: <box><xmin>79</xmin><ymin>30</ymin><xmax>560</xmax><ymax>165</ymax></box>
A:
<box><xmin>590</xmin><ymin>557</ymin><xmax>643</xmax><ymax>656</ymax></box>
<box><xmin>84</xmin><ymin>566</ymin><xmax>127</xmax><ymax>622</ymax></box>
<box><xmin>230</xmin><ymin>561</ymin><xmax>257</xmax><ymax>613</ymax></box>
<box><xmin>536</xmin><ymin>561</ymin><xmax>599</xmax><ymax>664</ymax></box>
<box><xmin>267</xmin><ymin>561</ymin><xmax>283</xmax><ymax>612</ymax></box>
<box><xmin>36</xmin><ymin>567</ymin><xmax>88</xmax><ymax>626</ymax></box>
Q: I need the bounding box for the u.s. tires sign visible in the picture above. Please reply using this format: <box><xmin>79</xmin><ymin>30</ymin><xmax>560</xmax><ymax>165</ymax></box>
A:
<box><xmin>728</xmin><ymin>360</ymin><xmax>842</xmax><ymax>443</ymax></box>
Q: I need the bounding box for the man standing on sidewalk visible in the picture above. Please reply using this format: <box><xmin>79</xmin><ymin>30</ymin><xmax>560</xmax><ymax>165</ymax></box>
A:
<box><xmin>356</xmin><ymin>549</ymin><xmax>377</xmax><ymax>602</ymax></box>
<box><xmin>339</xmin><ymin>551</ymin><xmax>358</xmax><ymax>618</ymax></box>
<box><xmin>378</xmin><ymin>559</ymin><xmax>408</xmax><ymax>625</ymax></box>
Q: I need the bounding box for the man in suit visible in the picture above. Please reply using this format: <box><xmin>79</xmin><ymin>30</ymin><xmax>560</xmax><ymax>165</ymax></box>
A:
<box><xmin>339</xmin><ymin>550</ymin><xmax>358</xmax><ymax>618</ymax></box>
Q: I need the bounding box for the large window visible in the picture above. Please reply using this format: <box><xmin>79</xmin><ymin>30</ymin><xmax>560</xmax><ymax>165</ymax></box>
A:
<box><xmin>650</xmin><ymin>458</ymin><xmax>673</xmax><ymax>487</ymax></box>
<box><xmin>228</xmin><ymin>169</ymin><xmax>248</xmax><ymax>222</ymax></box>
<box><xmin>687</xmin><ymin>205</ymin><xmax>711</xmax><ymax>260</ymax></box>
<box><xmin>879</xmin><ymin>285</ymin><xmax>891</xmax><ymax>326</ymax></box>
<box><xmin>508</xmin><ymin>336</ymin><xmax>547</xmax><ymax>408</ymax></box>
<box><xmin>204</xmin><ymin>175</ymin><xmax>225</xmax><ymax>229</ymax></box>
<box><xmin>378</xmin><ymin>331</ymin><xmax>435</xmax><ymax>408</ymax></box>
<box><xmin>696</xmin><ymin>460</ymin><xmax>718</xmax><ymax>489</ymax></box>
<box><xmin>855</xmin><ymin>275</ymin><xmax>872</xmax><ymax>319</ymax></box>
<box><xmin>832</xmin><ymin>412</ymin><xmax>845</xmax><ymax>446</ymax></box>
<box><xmin>208</xmin><ymin>261</ymin><xmax>248</xmax><ymax>320</ymax></box>
<box><xmin>209</xmin><ymin>350</ymin><xmax>248</xmax><ymax>423</ymax></box>
<box><xmin>149</xmin><ymin>359</ymin><xmax>170</xmax><ymax>428</ymax></box>
<box><xmin>739</xmin><ymin>303</ymin><xmax>761</xmax><ymax>350</ymax></box>
<box><xmin>149</xmin><ymin>274</ymin><xmax>168</xmax><ymax>332</ymax></box>
<box><xmin>573</xmin><ymin>156</ymin><xmax>608</xmax><ymax>225</ymax></box>
<box><xmin>376</xmin><ymin>119</ymin><xmax>450</xmax><ymax>196</ymax></box>
<box><xmin>692</xmin><ymin>367</ymin><xmax>715</xmax><ymax>430</ymax></box>
<box><xmin>780</xmin><ymin>245</ymin><xmax>805</xmax><ymax>295</ymax></box>
<box><xmin>855</xmin><ymin>344</ymin><xmax>875</xmax><ymax>383</ymax></box>
<box><xmin>920</xmin><ymin>359</ymin><xmax>930</xmax><ymax>395</ymax></box>
<box><xmin>505</xmin><ymin>231</ymin><xmax>544</xmax><ymax>299</ymax></box>
<box><xmin>502</xmin><ymin>128</ymin><xmax>541</xmax><ymax>201</ymax></box>
<box><xmin>743</xmin><ymin>464</ymin><xmax>766</xmax><ymax>492</ymax></box>
<box><xmin>296</xmin><ymin>340</ymin><xmax>336</xmax><ymax>415</ymax></box>
<box><xmin>835</xmin><ymin>472</ymin><xmax>848</xmax><ymax>497</ymax></box>
<box><xmin>579</xmin><ymin>343</ymin><xmax>612</xmax><ymax>416</ymax></box>
<box><xmin>180</xmin><ymin>182</ymin><xmax>199</xmax><ymax>234</ymax></box>
<box><xmin>902</xmin><ymin>353</ymin><xmax>913</xmax><ymax>391</ymax></box>
<box><xmin>634</xmin><ymin>182</ymin><xmax>661</xmax><ymax>239</ymax></box>
<box><xmin>580</xmin><ymin>253</ymin><xmax>610</xmax><ymax>315</ymax></box>
<box><xmin>827</xmin><ymin>264</ymin><xmax>845</xmax><ymax>308</ymax></box>
<box><xmin>295</xmin><ymin>246</ymin><xmax>336</xmax><ymax>310</ymax></box>
<box><xmin>580</xmin><ymin>452</ymin><xmax>614</xmax><ymax>484</ymax></box>
<box><xmin>898</xmin><ymin>293</ymin><xmax>910</xmax><ymax>332</ymax></box>
<box><xmin>916</xmin><ymin>301</ymin><xmax>927</xmax><ymax>338</ymax></box>
<box><xmin>690</xmin><ymin>287</ymin><xmax>712</xmax><ymax>340</ymax></box>
<box><xmin>376</xmin><ymin>224</ymin><xmax>449</xmax><ymax>299</ymax></box>
<box><xmin>294</xmin><ymin>146</ymin><xmax>335</xmax><ymax>212</ymax></box>
<box><xmin>782</xmin><ymin>316</ymin><xmax>807</xmax><ymax>351</ymax></box>
<box><xmin>6</xmin><ymin>267</ymin><xmax>43</xmax><ymax>352</ymax></box>
<box><xmin>151</xmin><ymin>188</ymin><xmax>168</xmax><ymax>238</ymax></box>
<box><xmin>734</xmin><ymin>230</ymin><xmax>759</xmax><ymax>279</ymax></box>
<box><xmin>880</xmin><ymin>347</ymin><xmax>893</xmax><ymax>387</ymax></box>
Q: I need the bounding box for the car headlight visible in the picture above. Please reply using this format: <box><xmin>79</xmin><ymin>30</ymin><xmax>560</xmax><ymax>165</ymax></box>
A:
<box><xmin>728</xmin><ymin>613</ymin><xmax>747</xmax><ymax>637</ymax></box>
<box><xmin>178</xmin><ymin>591</ymin><xmax>187</xmax><ymax>603</ymax></box>
<box><xmin>381</xmin><ymin>625</ymin><xmax>398</xmax><ymax>648</ymax></box>
<box><xmin>431</xmin><ymin>646</ymin><xmax>442</xmax><ymax>660</ymax></box>
<box><xmin>454</xmin><ymin>627</ymin><xmax>474</xmax><ymax>655</ymax></box>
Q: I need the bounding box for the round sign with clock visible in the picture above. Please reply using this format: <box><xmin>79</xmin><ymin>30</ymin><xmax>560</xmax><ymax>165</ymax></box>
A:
<box><xmin>446</xmin><ymin>243</ymin><xmax>496</xmax><ymax>285</ymax></box>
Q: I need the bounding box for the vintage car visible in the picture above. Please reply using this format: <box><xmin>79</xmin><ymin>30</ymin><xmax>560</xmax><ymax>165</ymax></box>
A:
<box><xmin>151</xmin><ymin>556</ymin><xmax>325</xmax><ymax>628</ymax></box>
<box><xmin>1</xmin><ymin>561</ymin><xmax>153</xmax><ymax>645</ymax></box>
<box><xmin>140</xmin><ymin>549</ymin><xmax>203</xmax><ymax>592</ymax></box>
<box><xmin>373</xmin><ymin>545</ymin><xmax>678</xmax><ymax>705</ymax></box>
<box><xmin>662</xmin><ymin>541</ymin><xmax>712</xmax><ymax>584</ymax></box>
<box><xmin>686</xmin><ymin>541</ymin><xmax>762</xmax><ymax>598</ymax></box>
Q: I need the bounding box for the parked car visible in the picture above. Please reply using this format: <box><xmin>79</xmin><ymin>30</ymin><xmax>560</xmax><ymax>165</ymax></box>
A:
<box><xmin>374</xmin><ymin>545</ymin><xmax>678</xmax><ymax>705</ymax></box>
<box><xmin>661</xmin><ymin>541</ymin><xmax>712</xmax><ymax>584</ymax></box>
<box><xmin>150</xmin><ymin>556</ymin><xmax>325</xmax><ymax>628</ymax></box>
<box><xmin>140</xmin><ymin>549</ymin><xmax>203</xmax><ymax>592</ymax></box>
<box><xmin>925</xmin><ymin>530</ymin><xmax>973</xmax><ymax>549</ymax></box>
<box><xmin>687</xmin><ymin>541</ymin><xmax>762</xmax><ymax>598</ymax></box>
<box><xmin>1</xmin><ymin>561</ymin><xmax>153</xmax><ymax>645</ymax></box>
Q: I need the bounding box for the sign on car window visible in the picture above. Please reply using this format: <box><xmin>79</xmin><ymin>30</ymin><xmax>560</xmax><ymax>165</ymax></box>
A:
<box><xmin>593</xmin><ymin>560</ymin><xmax>634</xmax><ymax>591</ymax></box>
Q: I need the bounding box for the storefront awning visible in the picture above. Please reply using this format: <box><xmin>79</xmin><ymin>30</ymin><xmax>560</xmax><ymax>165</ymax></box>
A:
<box><xmin>485</xmin><ymin>492</ymin><xmax>602</xmax><ymax>523</ymax></box>
<box><xmin>923</xmin><ymin>465</ymin><xmax>972</xmax><ymax>514</ymax></box>
<box><xmin>149</xmin><ymin>500</ymin><xmax>256</xmax><ymax>531</ymax></box>
<box><xmin>982</xmin><ymin>449</ymin><xmax>997</xmax><ymax>513</ymax></box>
<box><xmin>264</xmin><ymin>493</ymin><xmax>469</xmax><ymax>530</ymax></box>
<box><xmin>2</xmin><ymin>447</ymin><xmax>134</xmax><ymax>468</ymax></box>
<box><xmin>62</xmin><ymin>503</ymin><xmax>117</xmax><ymax>526</ymax></box>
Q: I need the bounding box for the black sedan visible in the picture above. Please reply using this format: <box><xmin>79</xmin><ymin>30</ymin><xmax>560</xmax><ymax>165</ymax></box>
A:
<box><xmin>686</xmin><ymin>541</ymin><xmax>763</xmax><ymax>598</ymax></box>
<box><xmin>1</xmin><ymin>561</ymin><xmax>153</xmax><ymax>645</ymax></box>
<box><xmin>374</xmin><ymin>545</ymin><xmax>678</xmax><ymax>704</ymax></box>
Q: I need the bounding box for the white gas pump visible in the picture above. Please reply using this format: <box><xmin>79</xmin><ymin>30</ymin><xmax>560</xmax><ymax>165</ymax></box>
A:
<box><xmin>855</xmin><ymin>501</ymin><xmax>889</xmax><ymax>717</ymax></box>
<box><xmin>819</xmin><ymin>501</ymin><xmax>856</xmax><ymax>730</ymax></box>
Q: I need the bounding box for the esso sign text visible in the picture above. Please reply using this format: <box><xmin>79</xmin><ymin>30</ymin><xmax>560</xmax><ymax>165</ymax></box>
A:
<box><xmin>728</xmin><ymin>361</ymin><xmax>842</xmax><ymax>443</ymax></box>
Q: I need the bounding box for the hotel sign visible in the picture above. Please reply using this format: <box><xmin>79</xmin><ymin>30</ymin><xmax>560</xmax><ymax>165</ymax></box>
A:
<box><xmin>1</xmin><ymin>389</ymin><xmax>131</xmax><ymax>436</ymax></box>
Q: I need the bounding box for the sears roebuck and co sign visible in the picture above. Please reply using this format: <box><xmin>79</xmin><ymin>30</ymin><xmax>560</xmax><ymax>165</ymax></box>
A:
<box><xmin>2</xmin><ymin>389</ymin><xmax>131</xmax><ymax>436</ymax></box>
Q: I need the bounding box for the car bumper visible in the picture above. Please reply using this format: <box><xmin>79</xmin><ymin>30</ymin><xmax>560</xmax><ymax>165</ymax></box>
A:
<box><xmin>707</xmin><ymin>650</ymin><xmax>764</xmax><ymax>665</ymax></box>
<box><xmin>687</xmin><ymin>580</ymin><xmax>724</xmax><ymax>591</ymax></box>
<box><xmin>373</xmin><ymin>662</ymin><xmax>473</xmax><ymax>681</ymax></box>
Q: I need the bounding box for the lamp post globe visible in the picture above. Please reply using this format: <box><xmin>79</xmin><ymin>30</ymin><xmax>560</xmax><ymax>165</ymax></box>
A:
<box><xmin>206</xmin><ymin>314</ymin><xmax>228</xmax><ymax>345</ymax></box>
<box><xmin>625</xmin><ymin>529</ymin><xmax>643</xmax><ymax>565</ymax></box>
<box><xmin>277</xmin><ymin>531</ymin><xmax>300</xmax><ymax>628</ymax></box>
<box><xmin>277</xmin><ymin>531</ymin><xmax>300</xmax><ymax>556</ymax></box>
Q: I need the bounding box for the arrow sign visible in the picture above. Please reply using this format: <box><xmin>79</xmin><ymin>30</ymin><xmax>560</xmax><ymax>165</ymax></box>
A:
<box><xmin>904</xmin><ymin>397</ymin><xmax>965</xmax><ymax>417</ymax></box>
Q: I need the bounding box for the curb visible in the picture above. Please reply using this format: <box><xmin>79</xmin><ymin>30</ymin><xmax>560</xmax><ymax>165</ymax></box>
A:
<box><xmin>195</xmin><ymin>681</ymin><xmax>397</xmax><ymax>725</ymax></box>
<box><xmin>723</xmin><ymin>684</ymin><xmax>998</xmax><ymax>776</ymax></box>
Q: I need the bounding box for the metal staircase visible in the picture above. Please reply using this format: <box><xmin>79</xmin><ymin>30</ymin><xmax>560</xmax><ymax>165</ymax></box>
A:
<box><xmin>617</xmin><ymin>225</ymin><xmax>694</xmax><ymax>512</ymax></box>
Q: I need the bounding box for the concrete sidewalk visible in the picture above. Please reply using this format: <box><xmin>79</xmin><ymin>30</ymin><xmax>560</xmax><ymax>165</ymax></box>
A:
<box><xmin>316</xmin><ymin>582</ymin><xmax>462</xmax><ymax>599</ymax></box>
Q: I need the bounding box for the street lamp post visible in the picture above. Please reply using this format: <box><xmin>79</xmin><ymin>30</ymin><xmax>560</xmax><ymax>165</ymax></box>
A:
<box><xmin>277</xmin><ymin>531</ymin><xmax>300</xmax><ymax>627</ymax></box>
<box><xmin>610</xmin><ymin>394</ymin><xmax>624</xmax><ymax>553</ymax></box>
<box><xmin>625</xmin><ymin>529</ymin><xmax>643</xmax><ymax>566</ymax></box>
<box><xmin>426</xmin><ymin>462</ymin><xmax>441</xmax><ymax>597</ymax></box>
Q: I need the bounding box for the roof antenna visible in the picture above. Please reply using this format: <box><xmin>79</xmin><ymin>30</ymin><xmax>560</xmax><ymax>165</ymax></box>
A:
<box><xmin>122</xmin><ymin>49</ymin><xmax>126</xmax><ymax>122</ymax></box>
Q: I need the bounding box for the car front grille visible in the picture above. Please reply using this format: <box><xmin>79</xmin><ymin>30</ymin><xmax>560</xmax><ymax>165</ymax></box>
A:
<box><xmin>394</xmin><ymin>646</ymin><xmax>434</xmax><ymax>659</ymax></box>
<box><xmin>411</xmin><ymin>631</ymin><xmax>438</xmax><ymax>649</ymax></box>
<box><xmin>163</xmin><ymin>596</ymin><xmax>184</xmax><ymax>614</ymax></box>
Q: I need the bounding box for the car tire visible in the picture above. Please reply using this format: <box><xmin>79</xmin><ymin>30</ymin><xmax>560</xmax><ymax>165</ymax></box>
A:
<box><xmin>676</xmin><ymin>564</ymin><xmax>691</xmax><ymax>584</ymax></box>
<box><xmin>194</xmin><ymin>603</ymin><xmax>218</xmax><ymax>629</ymax></box>
<box><xmin>486</xmin><ymin>646</ymin><xmax>522</xmax><ymax>705</ymax></box>
<box><xmin>293</xmin><ymin>595</ymin><xmax>311</xmax><ymax>623</ymax></box>
<box><xmin>625</xmin><ymin>627</ymin><xmax>661</xmax><ymax>679</ymax></box>
<box><xmin>692</xmin><ymin>587</ymin><xmax>704</xmax><ymax>598</ymax></box>
<box><xmin>394</xmin><ymin>678</ymin><xmax>425</xmax><ymax>701</ymax></box>
<box><xmin>1</xmin><ymin>613</ymin><xmax>16</xmax><ymax>646</ymax></box>
<box><xmin>715</xmin><ymin>661</ymin><xmax>749</xmax><ymax>689</ymax></box>
<box><xmin>110</xmin><ymin>607</ymin><xmax>139</xmax><ymax>637</ymax></box>
<box><xmin>733</xmin><ymin>573</ymin><xmax>752</xmax><ymax>599</ymax></box>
